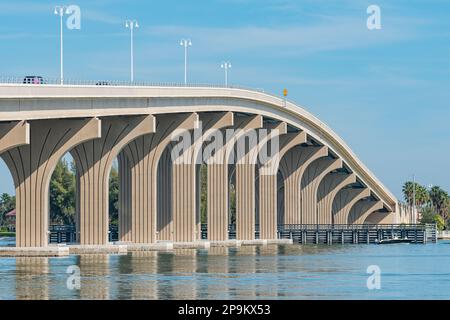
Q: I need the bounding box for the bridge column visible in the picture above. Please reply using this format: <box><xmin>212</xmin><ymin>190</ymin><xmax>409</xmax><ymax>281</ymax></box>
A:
<box><xmin>71</xmin><ymin>115</ymin><xmax>155</xmax><ymax>245</ymax></box>
<box><xmin>258</xmin><ymin>130</ymin><xmax>307</xmax><ymax>239</ymax></box>
<box><xmin>300</xmin><ymin>158</ymin><xmax>342</xmax><ymax>224</ymax></box>
<box><xmin>121</xmin><ymin>113</ymin><xmax>197</xmax><ymax>243</ymax></box>
<box><xmin>348</xmin><ymin>199</ymin><xmax>383</xmax><ymax>224</ymax></box>
<box><xmin>317</xmin><ymin>173</ymin><xmax>356</xmax><ymax>224</ymax></box>
<box><xmin>1</xmin><ymin>118</ymin><xmax>100</xmax><ymax>247</ymax></box>
<box><xmin>172</xmin><ymin>112</ymin><xmax>233</xmax><ymax>242</ymax></box>
<box><xmin>232</xmin><ymin>115</ymin><xmax>263</xmax><ymax>240</ymax></box>
<box><xmin>205</xmin><ymin>115</ymin><xmax>262</xmax><ymax>241</ymax></box>
<box><xmin>332</xmin><ymin>187</ymin><xmax>370</xmax><ymax>224</ymax></box>
<box><xmin>279</xmin><ymin>146</ymin><xmax>328</xmax><ymax>224</ymax></box>
<box><xmin>207</xmin><ymin>163</ymin><xmax>229</xmax><ymax>241</ymax></box>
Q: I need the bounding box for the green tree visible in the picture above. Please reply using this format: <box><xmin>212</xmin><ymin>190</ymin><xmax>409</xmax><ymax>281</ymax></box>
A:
<box><xmin>0</xmin><ymin>193</ymin><xmax>15</xmax><ymax>227</ymax></box>
<box><xmin>109</xmin><ymin>166</ymin><xmax>119</xmax><ymax>225</ymax></box>
<box><xmin>402</xmin><ymin>181</ymin><xmax>429</xmax><ymax>206</ymax></box>
<box><xmin>429</xmin><ymin>186</ymin><xmax>450</xmax><ymax>221</ymax></box>
<box><xmin>229</xmin><ymin>183</ymin><xmax>236</xmax><ymax>225</ymax></box>
<box><xmin>420</xmin><ymin>205</ymin><xmax>436</xmax><ymax>224</ymax></box>
<box><xmin>49</xmin><ymin>159</ymin><xmax>76</xmax><ymax>224</ymax></box>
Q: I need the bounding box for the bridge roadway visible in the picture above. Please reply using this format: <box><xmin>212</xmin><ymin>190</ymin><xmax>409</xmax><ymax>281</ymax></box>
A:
<box><xmin>0</xmin><ymin>84</ymin><xmax>400</xmax><ymax>252</ymax></box>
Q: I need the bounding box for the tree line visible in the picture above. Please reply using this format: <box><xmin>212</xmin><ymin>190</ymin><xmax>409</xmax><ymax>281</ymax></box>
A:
<box><xmin>402</xmin><ymin>181</ymin><xmax>450</xmax><ymax>230</ymax></box>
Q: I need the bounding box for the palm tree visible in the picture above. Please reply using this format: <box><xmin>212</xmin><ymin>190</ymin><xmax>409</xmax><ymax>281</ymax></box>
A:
<box><xmin>429</xmin><ymin>186</ymin><xmax>450</xmax><ymax>221</ymax></box>
<box><xmin>402</xmin><ymin>181</ymin><xmax>429</xmax><ymax>206</ymax></box>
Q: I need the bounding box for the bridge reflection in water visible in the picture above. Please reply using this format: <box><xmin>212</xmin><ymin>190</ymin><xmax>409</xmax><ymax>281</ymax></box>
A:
<box><xmin>2</xmin><ymin>241</ymin><xmax>448</xmax><ymax>300</ymax></box>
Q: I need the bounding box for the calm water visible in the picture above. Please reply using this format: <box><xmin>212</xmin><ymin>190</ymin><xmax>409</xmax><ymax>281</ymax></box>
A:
<box><xmin>0</xmin><ymin>237</ymin><xmax>449</xmax><ymax>300</ymax></box>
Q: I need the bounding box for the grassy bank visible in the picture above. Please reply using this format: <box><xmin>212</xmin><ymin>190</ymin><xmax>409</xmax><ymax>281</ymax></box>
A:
<box><xmin>0</xmin><ymin>232</ymin><xmax>15</xmax><ymax>237</ymax></box>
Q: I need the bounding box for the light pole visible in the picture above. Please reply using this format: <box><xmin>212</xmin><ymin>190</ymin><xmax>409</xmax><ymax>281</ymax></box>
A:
<box><xmin>221</xmin><ymin>62</ymin><xmax>231</xmax><ymax>86</ymax></box>
<box><xmin>125</xmin><ymin>20</ymin><xmax>139</xmax><ymax>83</ymax></box>
<box><xmin>54</xmin><ymin>6</ymin><xmax>70</xmax><ymax>85</ymax></box>
<box><xmin>180</xmin><ymin>39</ymin><xmax>192</xmax><ymax>85</ymax></box>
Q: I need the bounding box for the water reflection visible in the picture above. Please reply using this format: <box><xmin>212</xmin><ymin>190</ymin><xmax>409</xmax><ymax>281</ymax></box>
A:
<box><xmin>78</xmin><ymin>255</ymin><xmax>110</xmax><ymax>300</ymax></box>
<box><xmin>129</xmin><ymin>251</ymin><xmax>158</xmax><ymax>299</ymax></box>
<box><xmin>2</xmin><ymin>243</ymin><xmax>450</xmax><ymax>300</ymax></box>
<box><xmin>15</xmin><ymin>257</ymin><xmax>49</xmax><ymax>300</ymax></box>
<box><xmin>204</xmin><ymin>247</ymin><xmax>230</xmax><ymax>299</ymax></box>
<box><xmin>168</xmin><ymin>249</ymin><xmax>198</xmax><ymax>300</ymax></box>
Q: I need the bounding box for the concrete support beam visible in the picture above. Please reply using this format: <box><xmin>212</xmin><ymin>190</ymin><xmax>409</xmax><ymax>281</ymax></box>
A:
<box><xmin>279</xmin><ymin>145</ymin><xmax>328</xmax><ymax>224</ymax></box>
<box><xmin>0</xmin><ymin>121</ymin><xmax>29</xmax><ymax>154</ymax></box>
<box><xmin>332</xmin><ymin>187</ymin><xmax>370</xmax><ymax>224</ymax></box>
<box><xmin>205</xmin><ymin>114</ymin><xmax>261</xmax><ymax>241</ymax></box>
<box><xmin>348</xmin><ymin>199</ymin><xmax>383</xmax><ymax>224</ymax></box>
<box><xmin>258</xmin><ymin>131</ymin><xmax>307</xmax><ymax>239</ymax></box>
<box><xmin>1</xmin><ymin>118</ymin><xmax>100</xmax><ymax>247</ymax></box>
<box><xmin>207</xmin><ymin>163</ymin><xmax>229</xmax><ymax>241</ymax></box>
<box><xmin>317</xmin><ymin>173</ymin><xmax>356</xmax><ymax>224</ymax></box>
<box><xmin>71</xmin><ymin>115</ymin><xmax>155</xmax><ymax>245</ymax></box>
<box><xmin>232</xmin><ymin>115</ymin><xmax>263</xmax><ymax>240</ymax></box>
<box><xmin>172</xmin><ymin>112</ymin><xmax>233</xmax><ymax>242</ymax></box>
<box><xmin>300</xmin><ymin>158</ymin><xmax>342</xmax><ymax>224</ymax></box>
<box><xmin>121</xmin><ymin>113</ymin><xmax>197</xmax><ymax>243</ymax></box>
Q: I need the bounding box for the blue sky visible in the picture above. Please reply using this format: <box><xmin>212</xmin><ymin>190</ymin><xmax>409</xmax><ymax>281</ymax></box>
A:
<box><xmin>0</xmin><ymin>0</ymin><xmax>449</xmax><ymax>199</ymax></box>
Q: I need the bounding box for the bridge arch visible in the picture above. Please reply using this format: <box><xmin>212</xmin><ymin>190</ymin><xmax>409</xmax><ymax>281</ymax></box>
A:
<box><xmin>0</xmin><ymin>118</ymin><xmax>100</xmax><ymax>247</ymax></box>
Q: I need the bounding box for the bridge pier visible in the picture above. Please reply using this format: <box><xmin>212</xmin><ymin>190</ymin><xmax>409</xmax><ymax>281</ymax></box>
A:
<box><xmin>317</xmin><ymin>173</ymin><xmax>356</xmax><ymax>224</ymax></box>
<box><xmin>205</xmin><ymin>114</ymin><xmax>262</xmax><ymax>241</ymax></box>
<box><xmin>258</xmin><ymin>130</ymin><xmax>306</xmax><ymax>239</ymax></box>
<box><xmin>279</xmin><ymin>145</ymin><xmax>328</xmax><ymax>224</ymax></box>
<box><xmin>71</xmin><ymin>115</ymin><xmax>155</xmax><ymax>245</ymax></box>
<box><xmin>332</xmin><ymin>187</ymin><xmax>370</xmax><ymax>224</ymax></box>
<box><xmin>119</xmin><ymin>113</ymin><xmax>198</xmax><ymax>244</ymax></box>
<box><xmin>1</xmin><ymin>118</ymin><xmax>100</xmax><ymax>247</ymax></box>
<box><xmin>232</xmin><ymin>115</ymin><xmax>263</xmax><ymax>241</ymax></box>
<box><xmin>301</xmin><ymin>157</ymin><xmax>343</xmax><ymax>224</ymax></box>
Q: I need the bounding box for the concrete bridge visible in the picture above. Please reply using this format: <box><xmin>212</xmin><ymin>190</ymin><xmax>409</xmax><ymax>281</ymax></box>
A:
<box><xmin>0</xmin><ymin>84</ymin><xmax>398</xmax><ymax>249</ymax></box>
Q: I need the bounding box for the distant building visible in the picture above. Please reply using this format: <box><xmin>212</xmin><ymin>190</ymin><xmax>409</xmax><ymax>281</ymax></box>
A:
<box><xmin>4</xmin><ymin>209</ymin><xmax>15</xmax><ymax>232</ymax></box>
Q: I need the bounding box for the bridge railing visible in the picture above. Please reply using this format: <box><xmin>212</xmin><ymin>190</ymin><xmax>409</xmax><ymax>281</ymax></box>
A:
<box><xmin>277</xmin><ymin>224</ymin><xmax>427</xmax><ymax>231</ymax></box>
<box><xmin>49</xmin><ymin>224</ymin><xmax>118</xmax><ymax>243</ymax></box>
<box><xmin>49</xmin><ymin>223</ymin><xmax>432</xmax><ymax>243</ymax></box>
<box><xmin>0</xmin><ymin>76</ymin><xmax>265</xmax><ymax>92</ymax></box>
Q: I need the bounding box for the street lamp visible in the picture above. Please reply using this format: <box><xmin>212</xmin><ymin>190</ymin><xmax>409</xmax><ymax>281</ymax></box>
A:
<box><xmin>125</xmin><ymin>20</ymin><xmax>139</xmax><ymax>82</ymax></box>
<box><xmin>54</xmin><ymin>6</ymin><xmax>71</xmax><ymax>85</ymax></box>
<box><xmin>180</xmin><ymin>39</ymin><xmax>192</xmax><ymax>85</ymax></box>
<box><xmin>221</xmin><ymin>62</ymin><xmax>231</xmax><ymax>86</ymax></box>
